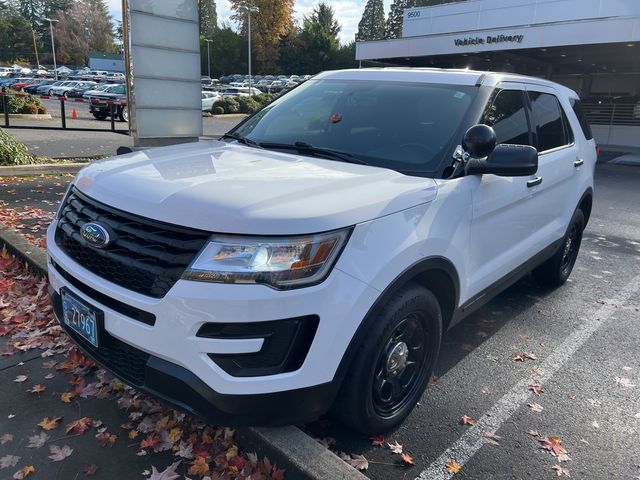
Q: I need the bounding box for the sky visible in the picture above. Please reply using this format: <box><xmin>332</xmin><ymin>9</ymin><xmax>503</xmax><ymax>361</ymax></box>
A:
<box><xmin>105</xmin><ymin>0</ymin><xmax>394</xmax><ymax>45</ymax></box>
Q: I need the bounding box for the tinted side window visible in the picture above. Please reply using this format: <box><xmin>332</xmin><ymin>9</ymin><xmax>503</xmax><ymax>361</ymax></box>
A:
<box><xmin>528</xmin><ymin>92</ymin><xmax>567</xmax><ymax>152</ymax></box>
<box><xmin>482</xmin><ymin>90</ymin><xmax>531</xmax><ymax>146</ymax></box>
<box><xmin>570</xmin><ymin>99</ymin><xmax>594</xmax><ymax>140</ymax></box>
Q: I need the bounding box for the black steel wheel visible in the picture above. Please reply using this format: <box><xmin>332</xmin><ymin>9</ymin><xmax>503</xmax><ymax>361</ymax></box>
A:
<box><xmin>332</xmin><ymin>283</ymin><xmax>442</xmax><ymax>434</ymax></box>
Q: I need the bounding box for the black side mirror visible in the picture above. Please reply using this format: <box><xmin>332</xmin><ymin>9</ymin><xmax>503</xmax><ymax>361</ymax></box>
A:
<box><xmin>463</xmin><ymin>124</ymin><xmax>497</xmax><ymax>158</ymax></box>
<box><xmin>466</xmin><ymin>144</ymin><xmax>539</xmax><ymax>177</ymax></box>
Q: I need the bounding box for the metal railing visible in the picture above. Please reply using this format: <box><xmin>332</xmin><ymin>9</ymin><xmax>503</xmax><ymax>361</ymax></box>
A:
<box><xmin>582</xmin><ymin>102</ymin><xmax>640</xmax><ymax>127</ymax></box>
<box><xmin>1</xmin><ymin>87</ymin><xmax>128</xmax><ymax>134</ymax></box>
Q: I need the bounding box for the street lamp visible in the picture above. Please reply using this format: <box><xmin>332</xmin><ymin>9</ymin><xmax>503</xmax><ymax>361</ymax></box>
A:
<box><xmin>43</xmin><ymin>17</ymin><xmax>59</xmax><ymax>80</ymax></box>
<box><xmin>240</xmin><ymin>5</ymin><xmax>259</xmax><ymax>94</ymax></box>
<box><xmin>204</xmin><ymin>38</ymin><xmax>213</xmax><ymax>80</ymax></box>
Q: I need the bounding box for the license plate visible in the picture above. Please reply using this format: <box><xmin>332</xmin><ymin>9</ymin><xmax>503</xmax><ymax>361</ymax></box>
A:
<box><xmin>61</xmin><ymin>290</ymin><xmax>100</xmax><ymax>347</ymax></box>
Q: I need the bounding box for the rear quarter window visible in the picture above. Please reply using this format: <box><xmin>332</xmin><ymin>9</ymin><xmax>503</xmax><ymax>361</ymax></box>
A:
<box><xmin>570</xmin><ymin>99</ymin><xmax>594</xmax><ymax>140</ymax></box>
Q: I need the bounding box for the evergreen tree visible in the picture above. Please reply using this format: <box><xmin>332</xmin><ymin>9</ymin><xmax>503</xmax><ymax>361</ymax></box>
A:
<box><xmin>386</xmin><ymin>0</ymin><xmax>416</xmax><ymax>39</ymax></box>
<box><xmin>198</xmin><ymin>0</ymin><xmax>217</xmax><ymax>39</ymax></box>
<box><xmin>356</xmin><ymin>0</ymin><xmax>385</xmax><ymax>41</ymax></box>
<box><xmin>310</xmin><ymin>2</ymin><xmax>340</xmax><ymax>38</ymax></box>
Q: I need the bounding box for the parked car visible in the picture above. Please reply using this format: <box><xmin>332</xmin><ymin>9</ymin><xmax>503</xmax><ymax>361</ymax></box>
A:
<box><xmin>222</xmin><ymin>87</ymin><xmax>262</xmax><ymax>98</ymax></box>
<box><xmin>66</xmin><ymin>82</ymin><xmax>98</xmax><ymax>98</ymax></box>
<box><xmin>51</xmin><ymin>81</ymin><xmax>87</xmax><ymax>96</ymax></box>
<box><xmin>202</xmin><ymin>91</ymin><xmax>222</xmax><ymax>112</ymax></box>
<box><xmin>23</xmin><ymin>79</ymin><xmax>55</xmax><ymax>94</ymax></box>
<box><xmin>88</xmin><ymin>83</ymin><xmax>127</xmax><ymax>121</ymax></box>
<box><xmin>82</xmin><ymin>83</ymin><xmax>120</xmax><ymax>100</ymax></box>
<box><xmin>46</xmin><ymin>68</ymin><xmax>596</xmax><ymax>434</ymax></box>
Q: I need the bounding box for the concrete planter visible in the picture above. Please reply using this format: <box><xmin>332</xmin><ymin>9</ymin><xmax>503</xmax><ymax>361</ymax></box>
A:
<box><xmin>7</xmin><ymin>113</ymin><xmax>52</xmax><ymax>120</ymax></box>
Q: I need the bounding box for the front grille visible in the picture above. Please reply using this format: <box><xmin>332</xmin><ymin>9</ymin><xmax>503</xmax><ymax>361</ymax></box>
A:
<box><xmin>50</xmin><ymin>290</ymin><xmax>149</xmax><ymax>386</ymax></box>
<box><xmin>55</xmin><ymin>188</ymin><xmax>210</xmax><ymax>298</ymax></box>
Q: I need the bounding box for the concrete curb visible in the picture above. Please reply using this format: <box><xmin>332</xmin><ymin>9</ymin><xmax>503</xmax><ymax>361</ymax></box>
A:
<box><xmin>0</xmin><ymin>221</ymin><xmax>367</xmax><ymax>480</ymax></box>
<box><xmin>8</xmin><ymin>113</ymin><xmax>52</xmax><ymax>120</ymax></box>
<box><xmin>0</xmin><ymin>163</ymin><xmax>87</xmax><ymax>176</ymax></box>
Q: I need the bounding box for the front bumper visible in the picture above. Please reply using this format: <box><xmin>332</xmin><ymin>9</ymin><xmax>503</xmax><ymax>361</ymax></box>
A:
<box><xmin>47</xmin><ymin>220</ymin><xmax>381</xmax><ymax>422</ymax></box>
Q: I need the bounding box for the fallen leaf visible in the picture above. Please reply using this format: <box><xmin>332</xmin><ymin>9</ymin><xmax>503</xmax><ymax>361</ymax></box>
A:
<box><xmin>95</xmin><ymin>432</ymin><xmax>117</xmax><ymax>447</ymax></box>
<box><xmin>12</xmin><ymin>465</ymin><xmax>35</xmax><ymax>479</ymax></box>
<box><xmin>401</xmin><ymin>453</ymin><xmax>415</xmax><ymax>466</ymax></box>
<box><xmin>149</xmin><ymin>460</ymin><xmax>181</xmax><ymax>480</ymax></box>
<box><xmin>539</xmin><ymin>436</ymin><xmax>568</xmax><ymax>457</ymax></box>
<box><xmin>460</xmin><ymin>415</ymin><xmax>476</xmax><ymax>426</ymax></box>
<box><xmin>60</xmin><ymin>392</ymin><xmax>75</xmax><ymax>403</ymax></box>
<box><xmin>187</xmin><ymin>457</ymin><xmax>209</xmax><ymax>477</ymax></box>
<box><xmin>83</xmin><ymin>464</ymin><xmax>98</xmax><ymax>476</ymax></box>
<box><xmin>615</xmin><ymin>377</ymin><xmax>636</xmax><ymax>388</ymax></box>
<box><xmin>552</xmin><ymin>464</ymin><xmax>571</xmax><ymax>477</ymax></box>
<box><xmin>528</xmin><ymin>383</ymin><xmax>544</xmax><ymax>395</ymax></box>
<box><xmin>484</xmin><ymin>431</ymin><xmax>502</xmax><ymax>446</ymax></box>
<box><xmin>38</xmin><ymin>417</ymin><xmax>62</xmax><ymax>431</ymax></box>
<box><xmin>530</xmin><ymin>366</ymin><xmax>544</xmax><ymax>376</ymax></box>
<box><xmin>48</xmin><ymin>445</ymin><xmax>73</xmax><ymax>462</ymax></box>
<box><xmin>128</xmin><ymin>430</ymin><xmax>138</xmax><ymax>440</ymax></box>
<box><xmin>65</xmin><ymin>417</ymin><xmax>92</xmax><ymax>435</ymax></box>
<box><xmin>592</xmin><ymin>420</ymin><xmax>600</xmax><ymax>429</ymax></box>
<box><xmin>13</xmin><ymin>375</ymin><xmax>27</xmax><ymax>383</ymax></box>
<box><xmin>528</xmin><ymin>429</ymin><xmax>539</xmax><ymax>437</ymax></box>
<box><xmin>1</xmin><ymin>455</ymin><xmax>20</xmax><ymax>469</ymax></box>
<box><xmin>348</xmin><ymin>454</ymin><xmax>369</xmax><ymax>471</ymax></box>
<box><xmin>27</xmin><ymin>384</ymin><xmax>45</xmax><ymax>394</ymax></box>
<box><xmin>44</xmin><ymin>373</ymin><xmax>54</xmax><ymax>380</ymax></box>
<box><xmin>445</xmin><ymin>460</ymin><xmax>461</xmax><ymax>474</ymax></box>
<box><xmin>371</xmin><ymin>435</ymin><xmax>385</xmax><ymax>446</ymax></box>
<box><xmin>0</xmin><ymin>434</ymin><xmax>13</xmax><ymax>444</ymax></box>
<box><xmin>27</xmin><ymin>433</ymin><xmax>49</xmax><ymax>448</ymax></box>
<box><xmin>528</xmin><ymin>402</ymin><xmax>544</xmax><ymax>413</ymax></box>
<box><xmin>388</xmin><ymin>440</ymin><xmax>403</xmax><ymax>454</ymax></box>
<box><xmin>512</xmin><ymin>354</ymin><xmax>526</xmax><ymax>362</ymax></box>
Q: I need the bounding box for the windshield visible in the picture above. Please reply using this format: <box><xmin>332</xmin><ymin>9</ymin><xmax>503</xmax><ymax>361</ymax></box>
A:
<box><xmin>232</xmin><ymin>79</ymin><xmax>477</xmax><ymax>175</ymax></box>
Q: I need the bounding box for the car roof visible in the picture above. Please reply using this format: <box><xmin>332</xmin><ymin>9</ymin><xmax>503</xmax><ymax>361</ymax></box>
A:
<box><xmin>315</xmin><ymin>68</ymin><xmax>578</xmax><ymax>98</ymax></box>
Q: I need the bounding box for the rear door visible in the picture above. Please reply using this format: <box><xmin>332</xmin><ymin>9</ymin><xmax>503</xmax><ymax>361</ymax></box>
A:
<box><xmin>466</xmin><ymin>83</ymin><xmax>540</xmax><ymax>297</ymax></box>
<box><xmin>525</xmin><ymin>85</ymin><xmax>577</xmax><ymax>247</ymax></box>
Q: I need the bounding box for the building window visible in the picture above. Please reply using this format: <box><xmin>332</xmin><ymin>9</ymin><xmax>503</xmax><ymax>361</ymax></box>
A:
<box><xmin>482</xmin><ymin>90</ymin><xmax>531</xmax><ymax>146</ymax></box>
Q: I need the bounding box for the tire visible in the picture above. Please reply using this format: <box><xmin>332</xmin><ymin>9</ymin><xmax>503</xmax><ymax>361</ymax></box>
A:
<box><xmin>533</xmin><ymin>209</ymin><xmax>585</xmax><ymax>287</ymax></box>
<box><xmin>93</xmin><ymin>113</ymin><xmax>107</xmax><ymax>121</ymax></box>
<box><xmin>118</xmin><ymin>106</ymin><xmax>128</xmax><ymax>122</ymax></box>
<box><xmin>332</xmin><ymin>284</ymin><xmax>442</xmax><ymax>434</ymax></box>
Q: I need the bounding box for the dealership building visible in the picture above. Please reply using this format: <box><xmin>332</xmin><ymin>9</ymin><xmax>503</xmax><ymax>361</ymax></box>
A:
<box><xmin>356</xmin><ymin>0</ymin><xmax>640</xmax><ymax>148</ymax></box>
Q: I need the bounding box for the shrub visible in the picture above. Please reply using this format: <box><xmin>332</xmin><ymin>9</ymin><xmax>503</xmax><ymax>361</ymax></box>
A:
<box><xmin>0</xmin><ymin>89</ymin><xmax>46</xmax><ymax>114</ymax></box>
<box><xmin>37</xmin><ymin>106</ymin><xmax>47</xmax><ymax>114</ymax></box>
<box><xmin>221</xmin><ymin>97</ymin><xmax>240</xmax><ymax>114</ymax></box>
<box><xmin>20</xmin><ymin>104</ymin><xmax>38</xmax><ymax>114</ymax></box>
<box><xmin>237</xmin><ymin>96</ymin><xmax>260</xmax><ymax>114</ymax></box>
<box><xmin>0</xmin><ymin>128</ymin><xmax>36</xmax><ymax>166</ymax></box>
<box><xmin>212</xmin><ymin>106</ymin><xmax>224</xmax><ymax>115</ymax></box>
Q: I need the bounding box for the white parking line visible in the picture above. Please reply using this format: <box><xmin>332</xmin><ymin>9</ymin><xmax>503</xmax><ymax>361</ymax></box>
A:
<box><xmin>416</xmin><ymin>273</ymin><xmax>640</xmax><ymax>480</ymax></box>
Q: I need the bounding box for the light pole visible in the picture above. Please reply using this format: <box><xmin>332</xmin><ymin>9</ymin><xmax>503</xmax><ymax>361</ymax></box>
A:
<box><xmin>204</xmin><ymin>39</ymin><xmax>213</xmax><ymax>79</ymax></box>
<box><xmin>241</xmin><ymin>5</ymin><xmax>259</xmax><ymax>94</ymax></box>
<box><xmin>43</xmin><ymin>18</ymin><xmax>59</xmax><ymax>80</ymax></box>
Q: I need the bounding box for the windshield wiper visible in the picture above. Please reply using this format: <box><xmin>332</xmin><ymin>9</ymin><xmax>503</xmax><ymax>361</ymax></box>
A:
<box><xmin>258</xmin><ymin>141</ymin><xmax>369</xmax><ymax>165</ymax></box>
<box><xmin>220</xmin><ymin>133</ymin><xmax>263</xmax><ymax>149</ymax></box>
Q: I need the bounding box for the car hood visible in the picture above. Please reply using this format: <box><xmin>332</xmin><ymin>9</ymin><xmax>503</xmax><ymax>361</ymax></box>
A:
<box><xmin>73</xmin><ymin>140</ymin><xmax>438</xmax><ymax>235</ymax></box>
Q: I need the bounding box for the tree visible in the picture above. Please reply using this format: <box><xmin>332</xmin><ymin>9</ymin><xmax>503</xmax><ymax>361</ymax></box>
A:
<box><xmin>0</xmin><ymin>13</ymin><xmax>35</xmax><ymax>62</ymax></box>
<box><xmin>230</xmin><ymin>0</ymin><xmax>294</xmax><ymax>73</ymax></box>
<box><xmin>356</xmin><ymin>0</ymin><xmax>385</xmax><ymax>41</ymax></box>
<box><xmin>387</xmin><ymin>0</ymin><xmax>465</xmax><ymax>38</ymax></box>
<box><xmin>198</xmin><ymin>0</ymin><xmax>217</xmax><ymax>39</ymax></box>
<box><xmin>310</xmin><ymin>2</ymin><xmax>340</xmax><ymax>38</ymax></box>
<box><xmin>207</xmin><ymin>24</ymin><xmax>246</xmax><ymax>76</ymax></box>
<box><xmin>53</xmin><ymin>0</ymin><xmax>115</xmax><ymax>66</ymax></box>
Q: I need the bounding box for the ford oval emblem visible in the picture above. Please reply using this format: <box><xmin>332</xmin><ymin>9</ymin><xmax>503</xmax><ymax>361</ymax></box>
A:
<box><xmin>80</xmin><ymin>223</ymin><xmax>110</xmax><ymax>248</ymax></box>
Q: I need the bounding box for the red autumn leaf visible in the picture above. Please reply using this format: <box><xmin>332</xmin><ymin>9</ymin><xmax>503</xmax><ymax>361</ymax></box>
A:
<box><xmin>95</xmin><ymin>432</ymin><xmax>117</xmax><ymax>447</ymax></box>
<box><xmin>65</xmin><ymin>417</ymin><xmax>92</xmax><ymax>435</ymax></box>
<box><xmin>371</xmin><ymin>435</ymin><xmax>385</xmax><ymax>446</ymax></box>
<box><xmin>140</xmin><ymin>434</ymin><xmax>160</xmax><ymax>450</ymax></box>
<box><xmin>460</xmin><ymin>415</ymin><xmax>476</xmax><ymax>426</ymax></box>
<box><xmin>83</xmin><ymin>464</ymin><xmax>98</xmax><ymax>476</ymax></box>
<box><xmin>539</xmin><ymin>436</ymin><xmax>568</xmax><ymax>457</ymax></box>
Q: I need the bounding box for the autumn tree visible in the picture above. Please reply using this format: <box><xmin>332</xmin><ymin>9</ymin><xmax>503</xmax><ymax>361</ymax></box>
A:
<box><xmin>230</xmin><ymin>0</ymin><xmax>294</xmax><ymax>73</ymax></box>
<box><xmin>356</xmin><ymin>0</ymin><xmax>385</xmax><ymax>41</ymax></box>
<box><xmin>53</xmin><ymin>0</ymin><xmax>115</xmax><ymax>65</ymax></box>
<box><xmin>198</xmin><ymin>0</ymin><xmax>217</xmax><ymax>39</ymax></box>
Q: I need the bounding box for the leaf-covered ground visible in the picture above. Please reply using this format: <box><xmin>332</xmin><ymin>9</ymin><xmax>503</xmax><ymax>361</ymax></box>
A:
<box><xmin>0</xmin><ymin>250</ymin><xmax>286</xmax><ymax>479</ymax></box>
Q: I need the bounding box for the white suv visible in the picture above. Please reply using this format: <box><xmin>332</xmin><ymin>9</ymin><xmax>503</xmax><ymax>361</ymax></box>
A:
<box><xmin>47</xmin><ymin>68</ymin><xmax>596</xmax><ymax>434</ymax></box>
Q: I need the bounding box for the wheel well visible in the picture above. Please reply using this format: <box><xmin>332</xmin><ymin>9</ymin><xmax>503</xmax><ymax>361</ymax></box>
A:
<box><xmin>413</xmin><ymin>269</ymin><xmax>457</xmax><ymax>331</ymax></box>
<box><xmin>578</xmin><ymin>192</ymin><xmax>593</xmax><ymax>227</ymax></box>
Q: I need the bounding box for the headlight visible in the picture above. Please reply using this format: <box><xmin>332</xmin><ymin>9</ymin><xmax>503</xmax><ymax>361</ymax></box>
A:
<box><xmin>182</xmin><ymin>228</ymin><xmax>351</xmax><ymax>289</ymax></box>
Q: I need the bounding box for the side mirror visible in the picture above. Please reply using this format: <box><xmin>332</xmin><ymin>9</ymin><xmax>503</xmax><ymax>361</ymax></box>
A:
<box><xmin>466</xmin><ymin>144</ymin><xmax>539</xmax><ymax>177</ymax></box>
<box><xmin>463</xmin><ymin>124</ymin><xmax>497</xmax><ymax>158</ymax></box>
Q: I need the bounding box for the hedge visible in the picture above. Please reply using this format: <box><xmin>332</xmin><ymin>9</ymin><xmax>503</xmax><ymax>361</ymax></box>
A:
<box><xmin>212</xmin><ymin>93</ymin><xmax>279</xmax><ymax>115</ymax></box>
<box><xmin>0</xmin><ymin>89</ymin><xmax>47</xmax><ymax>115</ymax></box>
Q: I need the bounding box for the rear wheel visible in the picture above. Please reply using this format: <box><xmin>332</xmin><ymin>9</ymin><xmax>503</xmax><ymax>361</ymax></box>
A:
<box><xmin>533</xmin><ymin>209</ymin><xmax>585</xmax><ymax>287</ymax></box>
<box><xmin>118</xmin><ymin>106</ymin><xmax>128</xmax><ymax>122</ymax></box>
<box><xmin>332</xmin><ymin>284</ymin><xmax>442</xmax><ymax>434</ymax></box>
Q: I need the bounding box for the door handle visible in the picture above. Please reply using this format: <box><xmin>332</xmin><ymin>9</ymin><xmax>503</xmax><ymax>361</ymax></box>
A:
<box><xmin>527</xmin><ymin>177</ymin><xmax>543</xmax><ymax>188</ymax></box>
<box><xmin>574</xmin><ymin>158</ymin><xmax>584</xmax><ymax>167</ymax></box>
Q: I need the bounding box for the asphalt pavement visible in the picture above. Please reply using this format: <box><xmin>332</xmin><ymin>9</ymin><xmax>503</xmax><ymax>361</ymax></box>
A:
<box><xmin>0</xmin><ymin>157</ymin><xmax>639</xmax><ymax>479</ymax></box>
<box><xmin>4</xmin><ymin>98</ymin><xmax>243</xmax><ymax>158</ymax></box>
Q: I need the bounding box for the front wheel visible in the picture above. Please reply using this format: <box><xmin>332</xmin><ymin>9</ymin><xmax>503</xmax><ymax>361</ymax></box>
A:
<box><xmin>533</xmin><ymin>209</ymin><xmax>585</xmax><ymax>287</ymax></box>
<box><xmin>332</xmin><ymin>284</ymin><xmax>442</xmax><ymax>434</ymax></box>
<box><xmin>118</xmin><ymin>106</ymin><xmax>128</xmax><ymax>122</ymax></box>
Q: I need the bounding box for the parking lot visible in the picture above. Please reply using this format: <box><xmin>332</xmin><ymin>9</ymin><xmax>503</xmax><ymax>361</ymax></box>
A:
<box><xmin>1</xmin><ymin>156</ymin><xmax>638</xmax><ymax>479</ymax></box>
